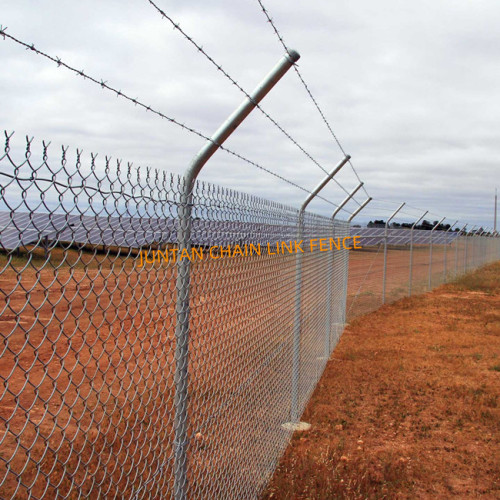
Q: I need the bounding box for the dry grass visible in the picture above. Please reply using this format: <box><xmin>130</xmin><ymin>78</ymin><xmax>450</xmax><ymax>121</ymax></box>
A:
<box><xmin>263</xmin><ymin>261</ymin><xmax>500</xmax><ymax>499</ymax></box>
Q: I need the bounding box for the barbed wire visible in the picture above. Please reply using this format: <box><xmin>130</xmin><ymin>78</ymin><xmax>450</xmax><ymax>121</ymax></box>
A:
<box><xmin>371</xmin><ymin>199</ymin><xmax>453</xmax><ymax>222</ymax></box>
<box><xmin>144</xmin><ymin>0</ymin><xmax>358</xmax><ymax>201</ymax></box>
<box><xmin>254</xmin><ymin>0</ymin><xmax>369</xmax><ymax>202</ymax></box>
<box><xmin>360</xmin><ymin>204</ymin><xmax>485</xmax><ymax>232</ymax></box>
<box><xmin>368</xmin><ymin>204</ymin><xmax>424</xmax><ymax>220</ymax></box>
<box><xmin>373</xmin><ymin>199</ymin><xmax>426</xmax><ymax>213</ymax></box>
<box><xmin>0</xmin><ymin>27</ymin><xmax>350</xmax><ymax>213</ymax></box>
<box><xmin>360</xmin><ymin>202</ymin><xmax>462</xmax><ymax>229</ymax></box>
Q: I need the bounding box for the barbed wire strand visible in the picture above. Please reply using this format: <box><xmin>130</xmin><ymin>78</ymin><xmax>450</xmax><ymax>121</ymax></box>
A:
<box><xmin>0</xmin><ymin>27</ymin><xmax>350</xmax><ymax>213</ymax></box>
<box><xmin>254</xmin><ymin>0</ymin><xmax>369</xmax><ymax>202</ymax></box>
<box><xmin>371</xmin><ymin>199</ymin><xmax>451</xmax><ymax>222</ymax></box>
<box><xmin>360</xmin><ymin>202</ymin><xmax>460</xmax><ymax>229</ymax></box>
<box><xmin>144</xmin><ymin>0</ymin><xmax>359</xmax><ymax>202</ymax></box>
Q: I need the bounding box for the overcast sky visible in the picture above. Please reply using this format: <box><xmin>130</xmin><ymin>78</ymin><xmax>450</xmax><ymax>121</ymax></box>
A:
<box><xmin>1</xmin><ymin>0</ymin><xmax>499</xmax><ymax>228</ymax></box>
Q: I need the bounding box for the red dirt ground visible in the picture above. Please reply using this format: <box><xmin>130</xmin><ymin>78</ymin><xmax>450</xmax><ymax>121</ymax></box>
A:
<box><xmin>263</xmin><ymin>261</ymin><xmax>500</xmax><ymax>499</ymax></box>
<box><xmin>0</xmin><ymin>246</ymin><xmax>495</xmax><ymax>497</ymax></box>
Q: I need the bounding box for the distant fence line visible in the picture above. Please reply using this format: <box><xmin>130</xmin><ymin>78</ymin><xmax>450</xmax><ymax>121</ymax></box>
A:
<box><xmin>346</xmin><ymin>229</ymin><xmax>500</xmax><ymax>320</ymax></box>
<box><xmin>0</xmin><ymin>136</ymin><xmax>499</xmax><ymax>499</ymax></box>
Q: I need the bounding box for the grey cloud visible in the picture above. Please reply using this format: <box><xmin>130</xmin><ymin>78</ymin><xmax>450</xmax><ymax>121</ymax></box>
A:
<box><xmin>0</xmin><ymin>0</ymin><xmax>498</xmax><ymax>226</ymax></box>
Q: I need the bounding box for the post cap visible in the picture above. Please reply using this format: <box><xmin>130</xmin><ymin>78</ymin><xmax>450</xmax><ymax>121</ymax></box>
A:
<box><xmin>286</xmin><ymin>49</ymin><xmax>301</xmax><ymax>63</ymax></box>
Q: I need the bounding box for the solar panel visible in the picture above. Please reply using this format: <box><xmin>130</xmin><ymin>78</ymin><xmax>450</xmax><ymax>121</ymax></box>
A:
<box><xmin>0</xmin><ymin>211</ymin><xmax>464</xmax><ymax>251</ymax></box>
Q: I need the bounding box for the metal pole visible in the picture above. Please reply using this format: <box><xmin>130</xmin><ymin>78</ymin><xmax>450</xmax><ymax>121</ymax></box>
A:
<box><xmin>290</xmin><ymin>155</ymin><xmax>350</xmax><ymax>423</ymax></box>
<box><xmin>471</xmin><ymin>225</ymin><xmax>478</xmax><ymax>269</ymax></box>
<box><xmin>347</xmin><ymin>196</ymin><xmax>372</xmax><ymax>223</ymax></box>
<box><xmin>409</xmin><ymin>210</ymin><xmax>428</xmax><ymax>296</ymax></box>
<box><xmin>339</xmin><ymin>196</ymin><xmax>371</xmax><ymax>337</ymax></box>
<box><xmin>486</xmin><ymin>228</ymin><xmax>491</xmax><ymax>263</ymax></box>
<box><xmin>454</xmin><ymin>223</ymin><xmax>464</xmax><ymax>278</ymax></box>
<box><xmin>485</xmin><ymin>229</ymin><xmax>488</xmax><ymax>264</ymax></box>
<box><xmin>324</xmin><ymin>182</ymin><xmax>363</xmax><ymax>358</ymax></box>
<box><xmin>428</xmin><ymin>217</ymin><xmax>445</xmax><ymax>290</ymax></box>
<box><xmin>382</xmin><ymin>202</ymin><xmax>405</xmax><ymax>304</ymax></box>
<box><xmin>492</xmin><ymin>229</ymin><xmax>496</xmax><ymax>261</ymax></box>
<box><xmin>485</xmin><ymin>228</ymin><xmax>489</xmax><ymax>263</ymax></box>
<box><xmin>460</xmin><ymin>224</ymin><xmax>468</xmax><ymax>275</ymax></box>
<box><xmin>443</xmin><ymin>220</ymin><xmax>458</xmax><ymax>283</ymax></box>
<box><xmin>489</xmin><ymin>228</ymin><xmax>495</xmax><ymax>262</ymax></box>
<box><xmin>487</xmin><ymin>228</ymin><xmax>490</xmax><ymax>263</ymax></box>
<box><xmin>478</xmin><ymin>229</ymin><xmax>483</xmax><ymax>267</ymax></box>
<box><xmin>472</xmin><ymin>228</ymin><xmax>477</xmax><ymax>268</ymax></box>
<box><xmin>472</xmin><ymin>229</ymin><xmax>478</xmax><ymax>268</ymax></box>
<box><xmin>464</xmin><ymin>225</ymin><xmax>476</xmax><ymax>273</ymax></box>
<box><xmin>478</xmin><ymin>228</ymin><xmax>484</xmax><ymax>266</ymax></box>
<box><xmin>477</xmin><ymin>229</ymin><xmax>485</xmax><ymax>268</ymax></box>
<box><xmin>495</xmin><ymin>188</ymin><xmax>497</xmax><ymax>233</ymax></box>
<box><xmin>174</xmin><ymin>49</ymin><xmax>300</xmax><ymax>500</ymax></box>
<box><xmin>332</xmin><ymin>182</ymin><xmax>364</xmax><ymax>219</ymax></box>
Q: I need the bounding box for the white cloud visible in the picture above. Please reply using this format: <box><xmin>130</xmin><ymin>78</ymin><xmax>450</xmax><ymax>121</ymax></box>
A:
<box><xmin>0</xmin><ymin>0</ymin><xmax>498</xmax><ymax>228</ymax></box>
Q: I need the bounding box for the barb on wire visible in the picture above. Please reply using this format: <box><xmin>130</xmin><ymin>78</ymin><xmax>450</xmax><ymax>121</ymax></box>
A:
<box><xmin>254</xmin><ymin>0</ymin><xmax>369</xmax><ymax>201</ymax></box>
<box><xmin>144</xmin><ymin>0</ymin><xmax>359</xmax><ymax>202</ymax></box>
<box><xmin>0</xmin><ymin>29</ymin><xmax>351</xmax><ymax>212</ymax></box>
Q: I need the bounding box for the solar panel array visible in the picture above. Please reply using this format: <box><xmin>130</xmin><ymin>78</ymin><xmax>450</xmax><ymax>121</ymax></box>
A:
<box><xmin>0</xmin><ymin>211</ymin><xmax>461</xmax><ymax>251</ymax></box>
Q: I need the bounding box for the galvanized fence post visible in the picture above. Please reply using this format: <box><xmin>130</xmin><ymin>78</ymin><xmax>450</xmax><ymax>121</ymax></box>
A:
<box><xmin>326</xmin><ymin>182</ymin><xmax>363</xmax><ymax>355</ymax></box>
<box><xmin>474</xmin><ymin>228</ymin><xmax>482</xmax><ymax>268</ymax></box>
<box><xmin>342</xmin><ymin>197</ymin><xmax>372</xmax><ymax>319</ymax></box>
<box><xmin>342</xmin><ymin>197</ymin><xmax>371</xmax><ymax>320</ymax></box>
<box><xmin>382</xmin><ymin>203</ymin><xmax>405</xmax><ymax>304</ymax></box>
<box><xmin>324</xmin><ymin>221</ymin><xmax>336</xmax><ymax>356</ymax></box>
<box><xmin>486</xmin><ymin>229</ymin><xmax>491</xmax><ymax>264</ymax></box>
<box><xmin>478</xmin><ymin>229</ymin><xmax>485</xmax><ymax>267</ymax></box>
<box><xmin>476</xmin><ymin>230</ymin><xmax>482</xmax><ymax>268</ymax></box>
<box><xmin>288</xmin><ymin>155</ymin><xmax>350</xmax><ymax>425</ymax></box>
<box><xmin>443</xmin><ymin>220</ymin><xmax>458</xmax><ymax>283</ymax></box>
<box><xmin>460</xmin><ymin>224</ymin><xmax>468</xmax><ymax>276</ymax></box>
<box><xmin>428</xmin><ymin>217</ymin><xmax>445</xmax><ymax>290</ymax></box>
<box><xmin>454</xmin><ymin>225</ymin><xmax>462</xmax><ymax>278</ymax></box>
<box><xmin>174</xmin><ymin>50</ymin><xmax>300</xmax><ymax>499</ymax></box>
<box><xmin>408</xmin><ymin>210</ymin><xmax>428</xmax><ymax>296</ymax></box>
<box><xmin>483</xmin><ymin>230</ymin><xmax>488</xmax><ymax>264</ymax></box>
<box><xmin>347</xmin><ymin>197</ymin><xmax>372</xmax><ymax>226</ymax></box>
<box><xmin>485</xmin><ymin>229</ymin><xmax>490</xmax><ymax>264</ymax></box>
<box><xmin>471</xmin><ymin>229</ymin><xmax>476</xmax><ymax>269</ymax></box>
<box><xmin>490</xmin><ymin>229</ymin><xmax>496</xmax><ymax>262</ymax></box>
<box><xmin>483</xmin><ymin>230</ymin><xmax>486</xmax><ymax>265</ymax></box>
<box><xmin>484</xmin><ymin>229</ymin><xmax>489</xmax><ymax>265</ymax></box>
<box><xmin>464</xmin><ymin>225</ymin><xmax>476</xmax><ymax>273</ymax></box>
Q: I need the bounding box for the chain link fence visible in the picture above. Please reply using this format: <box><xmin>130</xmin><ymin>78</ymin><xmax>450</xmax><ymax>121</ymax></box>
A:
<box><xmin>347</xmin><ymin>228</ymin><xmax>500</xmax><ymax>320</ymax></box>
<box><xmin>0</xmin><ymin>134</ymin><xmax>351</xmax><ymax>498</ymax></box>
<box><xmin>1</xmin><ymin>134</ymin><xmax>499</xmax><ymax>498</ymax></box>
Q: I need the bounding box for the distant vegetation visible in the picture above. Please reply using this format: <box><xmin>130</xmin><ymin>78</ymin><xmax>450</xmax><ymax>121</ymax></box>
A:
<box><xmin>367</xmin><ymin>220</ymin><xmax>483</xmax><ymax>232</ymax></box>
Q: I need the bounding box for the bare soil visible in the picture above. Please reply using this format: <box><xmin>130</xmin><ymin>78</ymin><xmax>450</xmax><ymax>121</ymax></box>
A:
<box><xmin>263</xmin><ymin>261</ymin><xmax>500</xmax><ymax>499</ymax></box>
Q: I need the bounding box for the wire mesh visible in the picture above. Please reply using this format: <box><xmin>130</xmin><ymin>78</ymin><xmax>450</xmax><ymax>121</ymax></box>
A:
<box><xmin>0</xmin><ymin>134</ymin><xmax>350</xmax><ymax>498</ymax></box>
<box><xmin>347</xmin><ymin>229</ymin><xmax>500</xmax><ymax>321</ymax></box>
